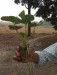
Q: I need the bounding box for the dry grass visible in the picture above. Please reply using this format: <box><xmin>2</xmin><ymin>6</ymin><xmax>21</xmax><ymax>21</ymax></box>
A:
<box><xmin>0</xmin><ymin>25</ymin><xmax>57</xmax><ymax>34</ymax></box>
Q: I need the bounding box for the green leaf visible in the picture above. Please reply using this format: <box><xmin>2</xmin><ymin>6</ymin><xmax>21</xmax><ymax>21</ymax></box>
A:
<box><xmin>18</xmin><ymin>11</ymin><xmax>34</xmax><ymax>24</ymax></box>
<box><xmin>8</xmin><ymin>25</ymin><xmax>22</xmax><ymax>30</ymax></box>
<box><xmin>25</xmin><ymin>15</ymin><xmax>34</xmax><ymax>23</ymax></box>
<box><xmin>30</xmin><ymin>22</ymin><xmax>38</xmax><ymax>27</ymax></box>
<box><xmin>19</xmin><ymin>10</ymin><xmax>25</xmax><ymax>22</ymax></box>
<box><xmin>19</xmin><ymin>32</ymin><xmax>25</xmax><ymax>37</ymax></box>
<box><xmin>1</xmin><ymin>16</ymin><xmax>21</xmax><ymax>24</ymax></box>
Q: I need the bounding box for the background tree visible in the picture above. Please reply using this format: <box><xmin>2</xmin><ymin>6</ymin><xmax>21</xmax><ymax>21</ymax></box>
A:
<box><xmin>36</xmin><ymin>0</ymin><xmax>57</xmax><ymax>30</ymax></box>
<box><xmin>14</xmin><ymin>0</ymin><xmax>39</xmax><ymax>36</ymax></box>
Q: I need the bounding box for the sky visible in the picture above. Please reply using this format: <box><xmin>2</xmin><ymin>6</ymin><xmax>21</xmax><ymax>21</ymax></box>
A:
<box><xmin>0</xmin><ymin>0</ymin><xmax>42</xmax><ymax>22</ymax></box>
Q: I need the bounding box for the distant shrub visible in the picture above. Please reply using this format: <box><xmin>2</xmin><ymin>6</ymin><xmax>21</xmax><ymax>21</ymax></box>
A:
<box><xmin>54</xmin><ymin>25</ymin><xmax>57</xmax><ymax>30</ymax></box>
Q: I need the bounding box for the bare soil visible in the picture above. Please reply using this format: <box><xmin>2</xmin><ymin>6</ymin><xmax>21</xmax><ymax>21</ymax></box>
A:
<box><xmin>0</xmin><ymin>25</ymin><xmax>57</xmax><ymax>75</ymax></box>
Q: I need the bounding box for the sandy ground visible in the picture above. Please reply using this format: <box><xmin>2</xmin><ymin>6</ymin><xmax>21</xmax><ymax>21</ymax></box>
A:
<box><xmin>0</xmin><ymin>25</ymin><xmax>57</xmax><ymax>75</ymax></box>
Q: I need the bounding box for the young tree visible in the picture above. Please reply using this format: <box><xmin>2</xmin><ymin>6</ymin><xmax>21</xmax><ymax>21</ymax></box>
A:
<box><xmin>14</xmin><ymin>0</ymin><xmax>39</xmax><ymax>36</ymax></box>
<box><xmin>36</xmin><ymin>0</ymin><xmax>57</xmax><ymax>29</ymax></box>
<box><xmin>1</xmin><ymin>11</ymin><xmax>34</xmax><ymax>61</ymax></box>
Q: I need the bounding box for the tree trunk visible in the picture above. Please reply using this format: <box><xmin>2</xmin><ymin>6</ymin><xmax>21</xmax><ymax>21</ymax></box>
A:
<box><xmin>27</xmin><ymin>1</ymin><xmax>31</xmax><ymax>36</ymax></box>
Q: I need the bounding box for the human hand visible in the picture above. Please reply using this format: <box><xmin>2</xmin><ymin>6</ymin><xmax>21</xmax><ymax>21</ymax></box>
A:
<box><xmin>13</xmin><ymin>46</ymin><xmax>22</xmax><ymax>61</ymax></box>
<box><xmin>27</xmin><ymin>47</ymin><xmax>39</xmax><ymax>63</ymax></box>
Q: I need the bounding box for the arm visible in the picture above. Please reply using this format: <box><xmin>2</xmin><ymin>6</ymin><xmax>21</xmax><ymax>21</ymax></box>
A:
<box><xmin>14</xmin><ymin>46</ymin><xmax>39</xmax><ymax>63</ymax></box>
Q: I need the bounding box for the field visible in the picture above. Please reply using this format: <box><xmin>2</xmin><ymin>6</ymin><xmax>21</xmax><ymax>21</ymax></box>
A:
<box><xmin>0</xmin><ymin>25</ymin><xmax>57</xmax><ymax>75</ymax></box>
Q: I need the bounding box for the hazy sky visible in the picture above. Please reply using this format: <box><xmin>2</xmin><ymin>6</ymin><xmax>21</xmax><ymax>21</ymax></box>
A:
<box><xmin>0</xmin><ymin>0</ymin><xmax>42</xmax><ymax>22</ymax></box>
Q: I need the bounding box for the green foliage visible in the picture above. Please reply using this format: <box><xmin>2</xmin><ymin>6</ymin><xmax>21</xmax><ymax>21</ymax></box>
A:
<box><xmin>14</xmin><ymin>0</ymin><xmax>39</xmax><ymax>8</ymax></box>
<box><xmin>19</xmin><ymin>10</ymin><xmax>25</xmax><ymax>19</ymax></box>
<box><xmin>19</xmin><ymin>10</ymin><xmax>25</xmax><ymax>23</ymax></box>
<box><xmin>30</xmin><ymin>22</ymin><xmax>38</xmax><ymax>34</ymax></box>
<box><xmin>1</xmin><ymin>10</ymin><xmax>34</xmax><ymax>47</ymax></box>
<box><xmin>19</xmin><ymin>32</ymin><xmax>27</xmax><ymax>47</ymax></box>
<box><xmin>19</xmin><ymin>10</ymin><xmax>34</xmax><ymax>24</ymax></box>
<box><xmin>9</xmin><ymin>25</ymin><xmax>22</xmax><ymax>30</ymax></box>
<box><xmin>1</xmin><ymin>10</ymin><xmax>35</xmax><ymax>59</ymax></box>
<box><xmin>14</xmin><ymin>0</ymin><xmax>39</xmax><ymax>36</ymax></box>
<box><xmin>35</xmin><ymin>0</ymin><xmax>57</xmax><ymax>29</ymax></box>
<box><xmin>54</xmin><ymin>25</ymin><xmax>57</xmax><ymax>30</ymax></box>
<box><xmin>25</xmin><ymin>15</ymin><xmax>34</xmax><ymax>23</ymax></box>
<box><xmin>1</xmin><ymin>16</ymin><xmax>21</xmax><ymax>24</ymax></box>
<box><xmin>1</xmin><ymin>10</ymin><xmax>34</xmax><ymax>25</ymax></box>
<box><xmin>19</xmin><ymin>32</ymin><xmax>26</xmax><ymax>38</ymax></box>
<box><xmin>30</xmin><ymin>22</ymin><xmax>38</xmax><ymax>27</ymax></box>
